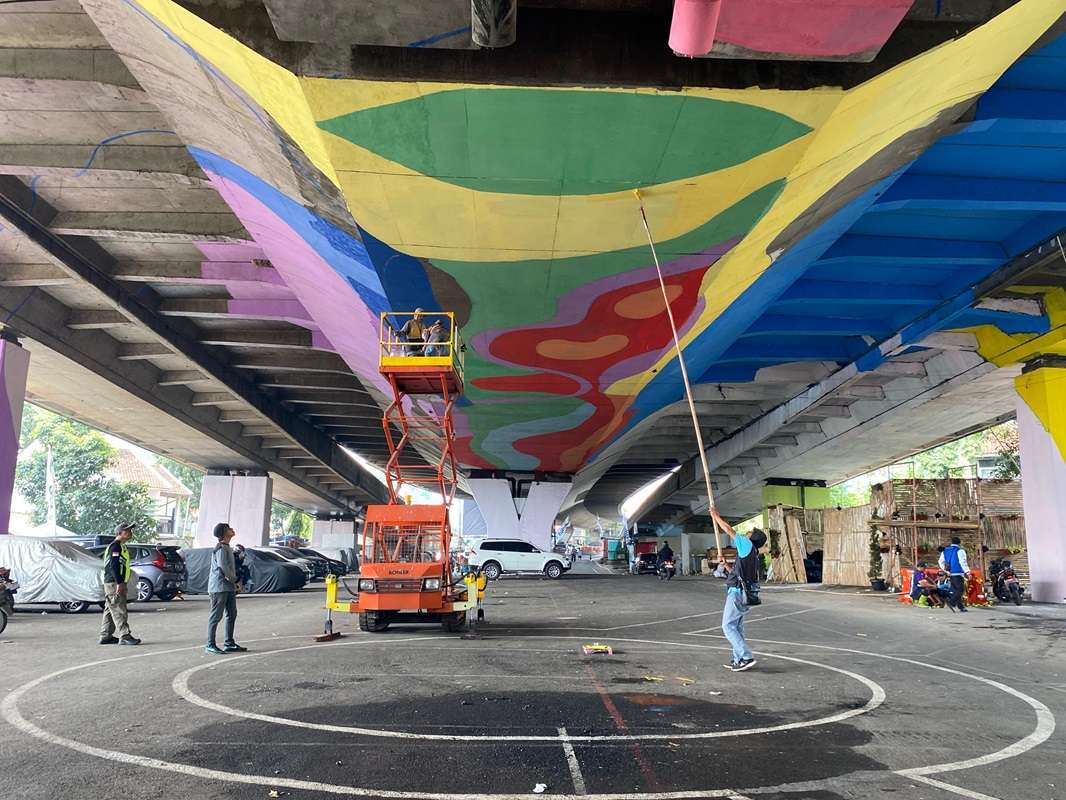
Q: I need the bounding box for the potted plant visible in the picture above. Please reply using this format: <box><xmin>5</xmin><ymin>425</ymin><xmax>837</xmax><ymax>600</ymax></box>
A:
<box><xmin>868</xmin><ymin>528</ymin><xmax>886</xmax><ymax>591</ymax></box>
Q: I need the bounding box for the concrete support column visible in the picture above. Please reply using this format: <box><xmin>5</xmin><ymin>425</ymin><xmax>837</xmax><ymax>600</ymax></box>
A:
<box><xmin>0</xmin><ymin>338</ymin><xmax>30</xmax><ymax>534</ymax></box>
<box><xmin>467</xmin><ymin>476</ymin><xmax>573</xmax><ymax>551</ymax></box>
<box><xmin>1015</xmin><ymin>366</ymin><xmax>1066</xmax><ymax>604</ymax></box>
<box><xmin>195</xmin><ymin>473</ymin><xmax>272</xmax><ymax>548</ymax></box>
<box><xmin>311</xmin><ymin>517</ymin><xmax>357</xmax><ymax>550</ymax></box>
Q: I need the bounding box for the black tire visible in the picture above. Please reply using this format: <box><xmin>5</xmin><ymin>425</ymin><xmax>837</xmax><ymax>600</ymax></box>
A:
<box><xmin>59</xmin><ymin>601</ymin><xmax>89</xmax><ymax>614</ymax></box>
<box><xmin>442</xmin><ymin>611</ymin><xmax>466</xmax><ymax>633</ymax></box>
<box><xmin>0</xmin><ymin>608</ymin><xmax>7</xmax><ymax>635</ymax></box>
<box><xmin>544</xmin><ymin>561</ymin><xmax>564</xmax><ymax>579</ymax></box>
<box><xmin>156</xmin><ymin>590</ymin><xmax>177</xmax><ymax>602</ymax></box>
<box><xmin>358</xmin><ymin>611</ymin><xmax>390</xmax><ymax>632</ymax></box>
<box><xmin>136</xmin><ymin>578</ymin><xmax>154</xmax><ymax>603</ymax></box>
<box><xmin>1010</xmin><ymin>584</ymin><xmax>1023</xmax><ymax>605</ymax></box>
<box><xmin>482</xmin><ymin>561</ymin><xmax>502</xmax><ymax>581</ymax></box>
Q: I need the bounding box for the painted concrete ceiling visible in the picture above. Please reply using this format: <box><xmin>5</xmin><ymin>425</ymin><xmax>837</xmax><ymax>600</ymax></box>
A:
<box><xmin>81</xmin><ymin>0</ymin><xmax>1066</xmax><ymax>483</ymax></box>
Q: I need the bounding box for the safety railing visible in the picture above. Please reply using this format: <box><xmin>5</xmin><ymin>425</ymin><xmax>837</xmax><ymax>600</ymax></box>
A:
<box><xmin>379</xmin><ymin>311</ymin><xmax>465</xmax><ymax>382</ymax></box>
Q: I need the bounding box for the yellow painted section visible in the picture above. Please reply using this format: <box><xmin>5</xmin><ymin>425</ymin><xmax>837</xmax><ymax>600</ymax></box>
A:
<box><xmin>1015</xmin><ymin>367</ymin><xmax>1066</xmax><ymax>462</ymax></box>
<box><xmin>130</xmin><ymin>0</ymin><xmax>340</xmax><ymax>188</ymax></box>
<box><xmin>964</xmin><ymin>287</ymin><xmax>1066</xmax><ymax>366</ymax></box>
<box><xmin>613</xmin><ymin>0</ymin><xmax>1066</xmax><ymax>401</ymax></box>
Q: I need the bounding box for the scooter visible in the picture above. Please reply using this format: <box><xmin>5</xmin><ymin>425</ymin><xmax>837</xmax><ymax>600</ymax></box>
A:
<box><xmin>657</xmin><ymin>559</ymin><xmax>676</xmax><ymax>581</ymax></box>
<box><xmin>989</xmin><ymin>559</ymin><xmax>1024</xmax><ymax>605</ymax></box>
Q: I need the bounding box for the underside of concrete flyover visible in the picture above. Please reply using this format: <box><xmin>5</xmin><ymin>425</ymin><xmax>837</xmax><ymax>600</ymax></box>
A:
<box><xmin>4</xmin><ymin>0</ymin><xmax>1066</xmax><ymax>531</ymax></box>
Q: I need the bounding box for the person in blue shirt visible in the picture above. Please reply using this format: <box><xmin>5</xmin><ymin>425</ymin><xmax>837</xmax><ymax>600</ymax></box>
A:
<box><xmin>938</xmin><ymin>537</ymin><xmax>971</xmax><ymax>612</ymax></box>
<box><xmin>712</xmin><ymin>510</ymin><xmax>767</xmax><ymax>672</ymax></box>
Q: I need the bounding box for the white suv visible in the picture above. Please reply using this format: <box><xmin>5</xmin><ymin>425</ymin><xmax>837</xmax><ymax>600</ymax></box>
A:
<box><xmin>467</xmin><ymin>538</ymin><xmax>571</xmax><ymax>580</ymax></box>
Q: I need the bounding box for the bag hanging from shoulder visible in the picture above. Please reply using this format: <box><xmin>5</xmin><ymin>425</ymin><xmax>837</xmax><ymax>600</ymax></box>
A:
<box><xmin>739</xmin><ymin>573</ymin><xmax>762</xmax><ymax>606</ymax></box>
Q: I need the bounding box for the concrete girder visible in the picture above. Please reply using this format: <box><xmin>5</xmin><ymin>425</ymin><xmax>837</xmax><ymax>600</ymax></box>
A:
<box><xmin>975</xmin><ymin>295</ymin><xmax>1044</xmax><ymax>316</ymax></box>
<box><xmin>0</xmin><ymin>144</ymin><xmax>205</xmax><ymax>184</ymax></box>
<box><xmin>48</xmin><ymin>211</ymin><xmax>248</xmax><ymax>242</ymax></box>
<box><xmin>0</xmin><ymin>264</ymin><xmax>72</xmax><ymax>286</ymax></box>
<box><xmin>282</xmin><ymin>390</ymin><xmax>375</xmax><ymax>405</ymax></box>
<box><xmin>66</xmin><ymin>309</ymin><xmax>130</xmax><ymax>329</ymax></box>
<box><xmin>798</xmin><ymin>404</ymin><xmax>853</xmax><ymax>419</ymax></box>
<box><xmin>217</xmin><ymin>410</ymin><xmax>265</xmax><ymax>423</ymax></box>
<box><xmin>258</xmin><ymin>438</ymin><xmax>299</xmax><ymax>449</ymax></box>
<box><xmin>190</xmin><ymin>392</ymin><xmax>243</xmax><ymax>407</ymax></box>
<box><xmin>918</xmin><ymin>331</ymin><xmax>981</xmax><ymax>352</ymax></box>
<box><xmin>116</xmin><ymin>342</ymin><xmax>171</xmax><ymax>360</ymax></box>
<box><xmin>873</xmin><ymin>361</ymin><xmax>928</xmax><ymax>378</ymax></box>
<box><xmin>230</xmin><ymin>352</ymin><xmax>353</xmax><ymax>373</ymax></box>
<box><xmin>158</xmin><ymin>300</ymin><xmax>313</xmax><ymax>325</ymax></box>
<box><xmin>111</xmin><ymin>262</ymin><xmax>214</xmax><ymax>282</ymax></box>
<box><xmin>301</xmin><ymin>407</ymin><xmax>385</xmax><ymax>418</ymax></box>
<box><xmin>836</xmin><ymin>385</ymin><xmax>887</xmax><ymax>401</ymax></box>
<box><xmin>659</xmin><ymin>403</ymin><xmax>762</xmax><ymax>418</ymax></box>
<box><xmin>200</xmin><ymin>328</ymin><xmax>322</xmax><ymax>349</ymax></box>
<box><xmin>0</xmin><ymin>48</ymin><xmax>137</xmax><ymax>86</ymax></box>
<box><xmin>158</xmin><ymin>370</ymin><xmax>211</xmax><ymax>386</ymax></box>
<box><xmin>257</xmin><ymin>373</ymin><xmax>368</xmax><ymax>392</ymax></box>
<box><xmin>0</xmin><ymin>6</ymin><xmax>109</xmax><ymax>49</ymax></box>
<box><xmin>241</xmin><ymin>425</ymin><xmax>282</xmax><ymax>437</ymax></box>
<box><xmin>780</xmin><ymin>421</ymin><xmax>826</xmax><ymax>434</ymax></box>
<box><xmin>763</xmin><ymin>435</ymin><xmax>799</xmax><ymax>447</ymax></box>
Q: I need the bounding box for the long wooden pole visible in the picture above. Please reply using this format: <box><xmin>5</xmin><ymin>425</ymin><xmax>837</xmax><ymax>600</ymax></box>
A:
<box><xmin>633</xmin><ymin>189</ymin><xmax>723</xmax><ymax>563</ymax></box>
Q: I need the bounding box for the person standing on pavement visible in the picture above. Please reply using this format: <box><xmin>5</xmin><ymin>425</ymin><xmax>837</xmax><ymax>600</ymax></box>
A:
<box><xmin>206</xmin><ymin>523</ymin><xmax>247</xmax><ymax>655</ymax></box>
<box><xmin>938</xmin><ymin>536</ymin><xmax>970</xmax><ymax>613</ymax></box>
<box><xmin>99</xmin><ymin>523</ymin><xmax>140</xmax><ymax>645</ymax></box>
<box><xmin>711</xmin><ymin>510</ymin><xmax>767</xmax><ymax>672</ymax></box>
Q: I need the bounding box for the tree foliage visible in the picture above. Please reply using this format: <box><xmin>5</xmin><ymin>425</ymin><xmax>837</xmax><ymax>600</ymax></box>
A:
<box><xmin>16</xmin><ymin>405</ymin><xmax>157</xmax><ymax>539</ymax></box>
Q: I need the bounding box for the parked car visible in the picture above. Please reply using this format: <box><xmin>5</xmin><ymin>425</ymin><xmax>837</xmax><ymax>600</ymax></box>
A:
<box><xmin>182</xmin><ymin>547</ymin><xmax>307</xmax><ymax>593</ymax></box>
<box><xmin>466</xmin><ymin>538</ymin><xmax>571</xmax><ymax>580</ymax></box>
<box><xmin>265</xmin><ymin>546</ymin><xmax>327</xmax><ymax>580</ymax></box>
<box><xmin>297</xmin><ymin>547</ymin><xmax>347</xmax><ymax>576</ymax></box>
<box><xmin>635</xmin><ymin>552</ymin><xmax>658</xmax><ymax>574</ymax></box>
<box><xmin>88</xmin><ymin>543</ymin><xmax>187</xmax><ymax>601</ymax></box>
<box><xmin>315</xmin><ymin>546</ymin><xmax>358</xmax><ymax>574</ymax></box>
<box><xmin>0</xmin><ymin>536</ymin><xmax>133</xmax><ymax>613</ymax></box>
<box><xmin>254</xmin><ymin>547</ymin><xmax>316</xmax><ymax>582</ymax></box>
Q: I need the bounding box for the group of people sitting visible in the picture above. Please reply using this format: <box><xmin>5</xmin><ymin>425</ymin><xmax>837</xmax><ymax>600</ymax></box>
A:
<box><xmin>397</xmin><ymin>308</ymin><xmax>450</xmax><ymax>357</ymax></box>
<box><xmin>908</xmin><ymin>536</ymin><xmax>972</xmax><ymax>612</ymax></box>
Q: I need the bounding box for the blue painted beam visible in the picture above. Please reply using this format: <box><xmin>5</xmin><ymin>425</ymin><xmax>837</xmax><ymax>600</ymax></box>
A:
<box><xmin>819</xmin><ymin>235</ymin><xmax>1006</xmax><ymax>265</ymax></box>
<box><xmin>948</xmin><ymin>118</ymin><xmax>1066</xmax><ymax>148</ymax></box>
<box><xmin>978</xmin><ymin>88</ymin><xmax>1066</xmax><ymax>121</ymax></box>
<box><xmin>950</xmin><ymin>307</ymin><xmax>1050</xmax><ymax>335</ymax></box>
<box><xmin>876</xmin><ymin>174</ymin><xmax>1066</xmax><ymax>213</ymax></box>
<box><xmin>737</xmin><ymin>315</ymin><xmax>895</xmax><ymax>338</ymax></box>
<box><xmin>716</xmin><ymin>338</ymin><xmax>868</xmax><ymax>365</ymax></box>
<box><xmin>776</xmin><ymin>279</ymin><xmax>941</xmax><ymax>306</ymax></box>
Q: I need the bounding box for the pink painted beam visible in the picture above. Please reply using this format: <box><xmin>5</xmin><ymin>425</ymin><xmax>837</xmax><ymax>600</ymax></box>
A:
<box><xmin>669</xmin><ymin>0</ymin><xmax>722</xmax><ymax>58</ymax></box>
<box><xmin>711</xmin><ymin>0</ymin><xmax>912</xmax><ymax>61</ymax></box>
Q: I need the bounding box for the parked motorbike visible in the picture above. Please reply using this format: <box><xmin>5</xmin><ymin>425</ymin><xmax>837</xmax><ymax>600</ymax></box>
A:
<box><xmin>657</xmin><ymin>559</ymin><xmax>676</xmax><ymax>581</ymax></box>
<box><xmin>989</xmin><ymin>558</ymin><xmax>1024</xmax><ymax>605</ymax></box>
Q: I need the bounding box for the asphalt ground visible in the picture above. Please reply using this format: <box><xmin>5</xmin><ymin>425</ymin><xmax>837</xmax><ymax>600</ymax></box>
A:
<box><xmin>1</xmin><ymin>561</ymin><xmax>1065</xmax><ymax>800</ymax></box>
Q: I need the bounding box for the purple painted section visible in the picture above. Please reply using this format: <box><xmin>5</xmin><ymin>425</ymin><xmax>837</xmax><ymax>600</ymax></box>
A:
<box><xmin>0</xmin><ymin>341</ymin><xmax>30</xmax><ymax>534</ymax></box>
<box><xmin>204</xmin><ymin>170</ymin><xmax>390</xmax><ymax>395</ymax></box>
<box><xmin>226</xmin><ymin>298</ymin><xmax>316</xmax><ymax>325</ymax></box>
<box><xmin>195</xmin><ymin>241</ymin><xmax>264</xmax><ymax>262</ymax></box>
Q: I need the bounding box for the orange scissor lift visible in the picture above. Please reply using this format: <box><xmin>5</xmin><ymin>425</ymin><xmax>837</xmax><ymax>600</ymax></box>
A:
<box><xmin>321</xmin><ymin>312</ymin><xmax>484</xmax><ymax>635</ymax></box>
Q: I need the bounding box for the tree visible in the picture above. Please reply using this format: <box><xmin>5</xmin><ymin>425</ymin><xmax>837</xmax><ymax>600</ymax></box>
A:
<box><xmin>16</xmin><ymin>406</ymin><xmax>157</xmax><ymax>538</ymax></box>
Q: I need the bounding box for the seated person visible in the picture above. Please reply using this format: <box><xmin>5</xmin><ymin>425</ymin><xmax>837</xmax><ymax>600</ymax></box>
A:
<box><xmin>0</xmin><ymin>566</ymin><xmax>17</xmax><ymax>617</ymax></box>
<box><xmin>909</xmin><ymin>562</ymin><xmax>928</xmax><ymax>603</ymax></box>
<box><xmin>423</xmin><ymin>320</ymin><xmax>448</xmax><ymax>357</ymax></box>
<box><xmin>656</xmin><ymin>541</ymin><xmax>674</xmax><ymax>566</ymax></box>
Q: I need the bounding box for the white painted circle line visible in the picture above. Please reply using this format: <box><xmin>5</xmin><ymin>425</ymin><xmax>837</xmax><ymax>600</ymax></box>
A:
<box><xmin>0</xmin><ymin>633</ymin><xmax>1054</xmax><ymax>800</ymax></box>
<box><xmin>170</xmin><ymin>636</ymin><xmax>885</xmax><ymax>742</ymax></box>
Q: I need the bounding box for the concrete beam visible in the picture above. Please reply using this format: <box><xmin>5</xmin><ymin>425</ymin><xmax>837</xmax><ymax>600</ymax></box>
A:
<box><xmin>217</xmin><ymin>410</ymin><xmax>264</xmax><ymax>423</ymax></box>
<box><xmin>875</xmin><ymin>361</ymin><xmax>928</xmax><ymax>378</ymax></box>
<box><xmin>0</xmin><ymin>264</ymin><xmax>71</xmax><ymax>286</ymax></box>
<box><xmin>230</xmin><ymin>352</ymin><xmax>353</xmax><ymax>373</ymax></box>
<box><xmin>158</xmin><ymin>370</ymin><xmax>211</xmax><ymax>386</ymax></box>
<box><xmin>836</xmin><ymin>385</ymin><xmax>887</xmax><ymax>401</ymax></box>
<box><xmin>780</xmin><ymin>421</ymin><xmax>825</xmax><ymax>434</ymax></box>
<box><xmin>283</xmin><ymin>390</ymin><xmax>374</xmax><ymax>405</ymax></box>
<box><xmin>159</xmin><ymin>299</ymin><xmax>313</xmax><ymax>325</ymax></box>
<box><xmin>116</xmin><ymin>342</ymin><xmax>170</xmax><ymax>360</ymax></box>
<box><xmin>49</xmin><ymin>212</ymin><xmax>247</xmax><ymax>242</ymax></box>
<box><xmin>0</xmin><ymin>48</ymin><xmax>137</xmax><ymax>86</ymax></box>
<box><xmin>189</xmin><ymin>393</ymin><xmax>244</xmax><ymax>407</ymax></box>
<box><xmin>258</xmin><ymin>373</ymin><xmax>368</xmax><ymax>392</ymax></box>
<box><xmin>0</xmin><ymin>144</ymin><xmax>205</xmax><ymax>183</ymax></box>
<box><xmin>918</xmin><ymin>331</ymin><xmax>980</xmax><ymax>352</ymax></box>
<box><xmin>799</xmin><ymin>404</ymin><xmax>853</xmax><ymax>419</ymax></box>
<box><xmin>200</xmin><ymin>328</ymin><xmax>320</xmax><ymax>349</ymax></box>
<box><xmin>66</xmin><ymin>309</ymin><xmax>130</xmax><ymax>330</ymax></box>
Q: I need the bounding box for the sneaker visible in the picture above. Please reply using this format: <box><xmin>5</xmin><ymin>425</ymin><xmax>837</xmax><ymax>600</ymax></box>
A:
<box><xmin>959</xmin><ymin>607</ymin><xmax>968</xmax><ymax>613</ymax></box>
<box><xmin>205</xmin><ymin>644</ymin><xmax>226</xmax><ymax>655</ymax></box>
<box><xmin>731</xmin><ymin>659</ymin><xmax>757</xmax><ymax>672</ymax></box>
<box><xmin>723</xmin><ymin>662</ymin><xmax>739</xmax><ymax>670</ymax></box>
<box><xmin>223</xmin><ymin>643</ymin><xmax>247</xmax><ymax>652</ymax></box>
<box><xmin>99</xmin><ymin>636</ymin><xmax>119</xmax><ymax>645</ymax></box>
<box><xmin>119</xmin><ymin>636</ymin><xmax>141</xmax><ymax>646</ymax></box>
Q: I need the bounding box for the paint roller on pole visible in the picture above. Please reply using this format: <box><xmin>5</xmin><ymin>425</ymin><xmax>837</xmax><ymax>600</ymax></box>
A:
<box><xmin>633</xmin><ymin>188</ymin><xmax>724</xmax><ymax>564</ymax></box>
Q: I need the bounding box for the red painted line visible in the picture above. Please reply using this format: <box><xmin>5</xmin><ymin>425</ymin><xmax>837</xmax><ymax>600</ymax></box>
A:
<box><xmin>583</xmin><ymin>663</ymin><xmax>660</xmax><ymax>791</ymax></box>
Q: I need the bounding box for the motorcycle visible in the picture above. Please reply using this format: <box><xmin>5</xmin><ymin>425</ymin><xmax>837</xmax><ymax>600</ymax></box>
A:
<box><xmin>989</xmin><ymin>558</ymin><xmax>1024</xmax><ymax>605</ymax></box>
<box><xmin>657</xmin><ymin>559</ymin><xmax>676</xmax><ymax>581</ymax></box>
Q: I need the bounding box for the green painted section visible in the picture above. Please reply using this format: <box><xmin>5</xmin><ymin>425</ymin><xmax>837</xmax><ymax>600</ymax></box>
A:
<box><xmin>319</xmin><ymin>89</ymin><xmax>811</xmax><ymax>196</ymax></box>
<box><xmin>761</xmin><ymin>483</ymin><xmax>832</xmax><ymax>529</ymax></box>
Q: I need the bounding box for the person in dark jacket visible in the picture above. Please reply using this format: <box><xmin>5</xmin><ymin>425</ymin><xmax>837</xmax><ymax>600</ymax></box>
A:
<box><xmin>656</xmin><ymin>541</ymin><xmax>674</xmax><ymax>565</ymax></box>
<box><xmin>206</xmin><ymin>523</ymin><xmax>246</xmax><ymax>655</ymax></box>
<box><xmin>100</xmin><ymin>523</ymin><xmax>140</xmax><ymax>645</ymax></box>
<box><xmin>712</xmin><ymin>510</ymin><xmax>767</xmax><ymax>672</ymax></box>
<box><xmin>234</xmin><ymin>544</ymin><xmax>251</xmax><ymax>592</ymax></box>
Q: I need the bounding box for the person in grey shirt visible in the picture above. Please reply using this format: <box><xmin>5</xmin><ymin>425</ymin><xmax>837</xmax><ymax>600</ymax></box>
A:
<box><xmin>206</xmin><ymin>523</ymin><xmax>246</xmax><ymax>655</ymax></box>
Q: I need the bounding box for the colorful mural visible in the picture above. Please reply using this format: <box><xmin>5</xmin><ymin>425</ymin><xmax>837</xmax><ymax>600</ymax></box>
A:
<box><xmin>84</xmin><ymin>0</ymin><xmax>1066</xmax><ymax>475</ymax></box>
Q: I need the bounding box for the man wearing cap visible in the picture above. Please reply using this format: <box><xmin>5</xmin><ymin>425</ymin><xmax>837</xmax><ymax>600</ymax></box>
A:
<box><xmin>206</xmin><ymin>522</ymin><xmax>246</xmax><ymax>655</ymax></box>
<box><xmin>399</xmin><ymin>308</ymin><xmax>427</xmax><ymax>354</ymax></box>
<box><xmin>100</xmin><ymin>523</ymin><xmax>140</xmax><ymax>645</ymax></box>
